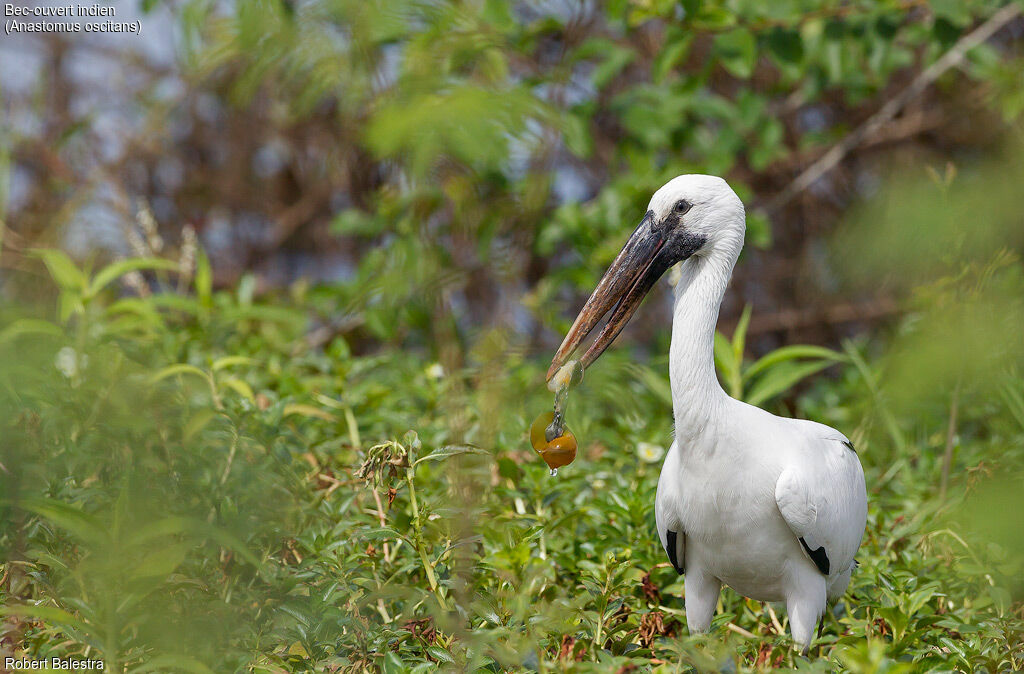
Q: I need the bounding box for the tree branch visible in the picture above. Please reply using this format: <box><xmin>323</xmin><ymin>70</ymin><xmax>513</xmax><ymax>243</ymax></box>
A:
<box><xmin>763</xmin><ymin>3</ymin><xmax>1022</xmax><ymax>215</ymax></box>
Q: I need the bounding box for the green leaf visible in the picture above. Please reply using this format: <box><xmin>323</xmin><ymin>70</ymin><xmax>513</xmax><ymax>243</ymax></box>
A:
<box><xmin>126</xmin><ymin>516</ymin><xmax>260</xmax><ymax>569</ymax></box>
<box><xmin>382</xmin><ymin>652</ymin><xmax>408</xmax><ymax>674</ymax></box>
<box><xmin>221</xmin><ymin>304</ymin><xmax>306</xmax><ymax>328</ymax></box>
<box><xmin>282</xmin><ymin>403</ymin><xmax>337</xmax><ymax>421</ymax></box>
<box><xmin>766</xmin><ymin>27</ymin><xmax>804</xmax><ymax>65</ymax></box>
<box><xmin>746</xmin><ymin>210</ymin><xmax>773</xmax><ymax>248</ymax></box>
<box><xmin>713</xmin><ymin>29</ymin><xmax>757</xmax><ymax>79</ymax></box>
<box><xmin>413</xmin><ymin>445</ymin><xmax>489</xmax><ymax>466</ymax></box>
<box><xmin>148</xmin><ymin>293</ymin><xmax>200</xmax><ymax>316</ymax></box>
<box><xmin>184</xmin><ymin>408</ymin><xmax>218</xmax><ymax>441</ymax></box>
<box><xmin>105</xmin><ymin>298</ymin><xmax>166</xmax><ymax>331</ymax></box>
<box><xmin>192</xmin><ymin>521</ymin><xmax>262</xmax><ymax>568</ymax></box>
<box><xmin>563</xmin><ymin>112</ymin><xmax>593</xmax><ymax>159</ymax></box>
<box><xmin>30</xmin><ymin>249</ymin><xmax>87</xmax><ymax>292</ymax></box>
<box><xmin>426</xmin><ymin>647</ymin><xmax>455</xmax><ymax>664</ymax></box>
<box><xmin>126</xmin><ymin>515</ymin><xmax>200</xmax><ymax>547</ymax></box>
<box><xmin>58</xmin><ymin>290</ymin><xmax>84</xmax><ymax>323</ymax></box>
<box><xmin>195</xmin><ymin>248</ymin><xmax>213</xmax><ymax>307</ymax></box>
<box><xmin>87</xmin><ymin>257</ymin><xmax>178</xmax><ymax>298</ymax></box>
<box><xmin>365</xmin><ymin>86</ymin><xmax>539</xmax><ymax>176</ymax></box>
<box><xmin>653</xmin><ymin>34</ymin><xmax>692</xmax><ymax>83</ymax></box>
<box><xmin>16</xmin><ymin>497</ymin><xmax>110</xmax><ymax>545</ymax></box>
<box><xmin>999</xmin><ymin>379</ymin><xmax>1024</xmax><ymax>431</ymax></box>
<box><xmin>590</xmin><ymin>41</ymin><xmax>636</xmax><ymax>89</ymax></box>
<box><xmin>692</xmin><ymin>4</ymin><xmax>736</xmax><ymax>29</ymax></box>
<box><xmin>212</xmin><ymin>355</ymin><xmax>254</xmax><ymax>371</ymax></box>
<box><xmin>930</xmin><ymin>0</ymin><xmax>972</xmax><ymax>27</ymax></box>
<box><xmin>356</xmin><ymin>526</ymin><xmax>415</xmax><ymax>552</ymax></box>
<box><xmin>0</xmin><ymin>318</ymin><xmax>63</xmax><ymax>345</ymax></box>
<box><xmin>725</xmin><ymin>304</ymin><xmax>753</xmax><ymax>398</ymax></box>
<box><xmin>713</xmin><ymin>330</ymin><xmax>741</xmax><ymax>398</ymax></box>
<box><xmin>627</xmin><ymin>363</ymin><xmax>673</xmax><ymax>408</ymax></box>
<box><xmin>0</xmin><ymin>605</ymin><xmax>98</xmax><ymax>649</ymax></box>
<box><xmin>150</xmin><ymin>363</ymin><xmax>210</xmax><ymax>383</ymax></box>
<box><xmin>745</xmin><ymin>359</ymin><xmax>834</xmax><ymax>407</ymax></box>
<box><xmin>331</xmin><ymin>208</ymin><xmax>385</xmax><ymax>237</ymax></box>
<box><xmin>220</xmin><ymin>377</ymin><xmax>255</xmax><ymax>402</ymax></box>
<box><xmin>237</xmin><ymin>274</ymin><xmax>256</xmax><ymax>306</ymax></box>
<box><xmin>744</xmin><ymin>345</ymin><xmax>845</xmax><ymax>383</ymax></box>
<box><xmin>732</xmin><ymin>304</ymin><xmax>752</xmax><ymax>366</ymax></box>
<box><xmin>131</xmin><ymin>541</ymin><xmax>192</xmax><ymax>581</ymax></box>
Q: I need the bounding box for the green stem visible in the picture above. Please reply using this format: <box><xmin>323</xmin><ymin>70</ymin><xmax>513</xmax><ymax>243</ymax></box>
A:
<box><xmin>207</xmin><ymin>373</ymin><xmax>222</xmax><ymax>410</ymax></box>
<box><xmin>592</xmin><ymin>569</ymin><xmax>612</xmax><ymax>656</ymax></box>
<box><xmin>406</xmin><ymin>467</ymin><xmax>447</xmax><ymax>610</ymax></box>
<box><xmin>219</xmin><ymin>430</ymin><xmax>238</xmax><ymax>485</ymax></box>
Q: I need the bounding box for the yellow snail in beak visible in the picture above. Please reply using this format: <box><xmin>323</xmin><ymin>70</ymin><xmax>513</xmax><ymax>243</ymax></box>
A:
<box><xmin>530</xmin><ymin>360</ymin><xmax>584</xmax><ymax>475</ymax></box>
<box><xmin>529</xmin><ymin>411</ymin><xmax>577</xmax><ymax>472</ymax></box>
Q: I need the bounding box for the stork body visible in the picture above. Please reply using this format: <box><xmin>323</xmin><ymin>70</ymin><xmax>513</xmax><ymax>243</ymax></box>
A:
<box><xmin>548</xmin><ymin>175</ymin><xmax>867</xmax><ymax>652</ymax></box>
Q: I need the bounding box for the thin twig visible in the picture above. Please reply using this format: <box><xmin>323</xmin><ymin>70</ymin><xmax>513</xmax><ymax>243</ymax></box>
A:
<box><xmin>767</xmin><ymin>604</ymin><xmax>785</xmax><ymax>635</ymax></box>
<box><xmin>370</xmin><ymin>488</ymin><xmax>392</xmax><ymax>562</ymax></box>
<box><xmin>764</xmin><ymin>3</ymin><xmax>1022</xmax><ymax>214</ymax></box>
<box><xmin>368</xmin><ymin>487</ymin><xmax>395</xmax><ymax>622</ymax></box>
<box><xmin>729</xmin><ymin>297</ymin><xmax>900</xmax><ymax>337</ymax></box>
<box><xmin>727</xmin><ymin>623</ymin><xmax>757</xmax><ymax>639</ymax></box>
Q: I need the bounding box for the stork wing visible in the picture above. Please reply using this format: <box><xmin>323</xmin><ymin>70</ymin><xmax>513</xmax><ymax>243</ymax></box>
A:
<box><xmin>655</xmin><ymin>440</ymin><xmax>685</xmax><ymax>575</ymax></box>
<box><xmin>774</xmin><ymin>435</ymin><xmax>867</xmax><ymax>579</ymax></box>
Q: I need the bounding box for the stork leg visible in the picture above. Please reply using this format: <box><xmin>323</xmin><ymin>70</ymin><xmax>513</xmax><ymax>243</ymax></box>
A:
<box><xmin>683</xmin><ymin>569</ymin><xmax>721</xmax><ymax>634</ymax></box>
<box><xmin>786</xmin><ymin>575</ymin><xmax>826</xmax><ymax>654</ymax></box>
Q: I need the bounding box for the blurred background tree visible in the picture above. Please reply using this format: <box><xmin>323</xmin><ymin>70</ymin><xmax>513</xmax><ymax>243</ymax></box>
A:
<box><xmin>5</xmin><ymin>0</ymin><xmax>1023</xmax><ymax>359</ymax></box>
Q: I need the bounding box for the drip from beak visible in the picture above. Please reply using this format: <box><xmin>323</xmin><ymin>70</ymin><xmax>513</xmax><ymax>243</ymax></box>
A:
<box><xmin>547</xmin><ymin>210</ymin><xmax>678</xmax><ymax>381</ymax></box>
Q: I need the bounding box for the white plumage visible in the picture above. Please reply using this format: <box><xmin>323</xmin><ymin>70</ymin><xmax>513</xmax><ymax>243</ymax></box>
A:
<box><xmin>549</xmin><ymin>175</ymin><xmax>868</xmax><ymax>651</ymax></box>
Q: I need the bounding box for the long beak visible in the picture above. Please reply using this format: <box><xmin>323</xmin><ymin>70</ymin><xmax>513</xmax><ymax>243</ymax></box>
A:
<box><xmin>547</xmin><ymin>210</ymin><xmax>673</xmax><ymax>381</ymax></box>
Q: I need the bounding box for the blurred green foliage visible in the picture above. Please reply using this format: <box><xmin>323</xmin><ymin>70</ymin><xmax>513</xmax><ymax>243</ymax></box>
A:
<box><xmin>713</xmin><ymin>304</ymin><xmax>847</xmax><ymax>407</ymax></box>
<box><xmin>834</xmin><ymin>151</ymin><xmax>1024</xmax><ymax>407</ymax></box>
<box><xmin>161</xmin><ymin>0</ymin><xmax>1024</xmax><ymax>348</ymax></box>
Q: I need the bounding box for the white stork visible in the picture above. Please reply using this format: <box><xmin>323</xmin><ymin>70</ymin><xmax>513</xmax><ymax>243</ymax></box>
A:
<box><xmin>547</xmin><ymin>175</ymin><xmax>867</xmax><ymax>652</ymax></box>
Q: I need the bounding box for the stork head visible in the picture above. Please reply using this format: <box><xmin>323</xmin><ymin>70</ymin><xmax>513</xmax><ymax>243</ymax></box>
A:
<box><xmin>546</xmin><ymin>174</ymin><xmax>744</xmax><ymax>381</ymax></box>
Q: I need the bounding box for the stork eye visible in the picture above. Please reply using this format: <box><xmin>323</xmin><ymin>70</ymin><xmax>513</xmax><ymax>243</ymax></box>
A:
<box><xmin>674</xmin><ymin>200</ymin><xmax>692</xmax><ymax>214</ymax></box>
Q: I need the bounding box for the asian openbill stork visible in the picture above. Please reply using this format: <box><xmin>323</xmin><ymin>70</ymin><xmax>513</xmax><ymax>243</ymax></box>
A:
<box><xmin>547</xmin><ymin>175</ymin><xmax>867</xmax><ymax>652</ymax></box>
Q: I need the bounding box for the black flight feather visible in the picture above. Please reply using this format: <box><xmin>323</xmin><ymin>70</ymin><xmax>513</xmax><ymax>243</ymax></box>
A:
<box><xmin>799</xmin><ymin>536</ymin><xmax>831</xmax><ymax>575</ymax></box>
<box><xmin>665</xmin><ymin>529</ymin><xmax>684</xmax><ymax>575</ymax></box>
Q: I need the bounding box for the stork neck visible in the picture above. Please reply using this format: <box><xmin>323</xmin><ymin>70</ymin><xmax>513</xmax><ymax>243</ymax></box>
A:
<box><xmin>669</xmin><ymin>241</ymin><xmax>738</xmax><ymax>438</ymax></box>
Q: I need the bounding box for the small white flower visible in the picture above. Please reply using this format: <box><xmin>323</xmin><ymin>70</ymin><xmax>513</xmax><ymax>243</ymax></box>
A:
<box><xmin>637</xmin><ymin>441</ymin><xmax>664</xmax><ymax>463</ymax></box>
<box><xmin>122</xmin><ymin>269</ymin><xmax>151</xmax><ymax>297</ymax></box>
<box><xmin>425</xmin><ymin>363</ymin><xmax>445</xmax><ymax>380</ymax></box>
<box><xmin>179</xmin><ymin>224</ymin><xmax>197</xmax><ymax>278</ymax></box>
<box><xmin>55</xmin><ymin>347</ymin><xmax>81</xmax><ymax>379</ymax></box>
<box><xmin>137</xmin><ymin>205</ymin><xmax>163</xmax><ymax>253</ymax></box>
